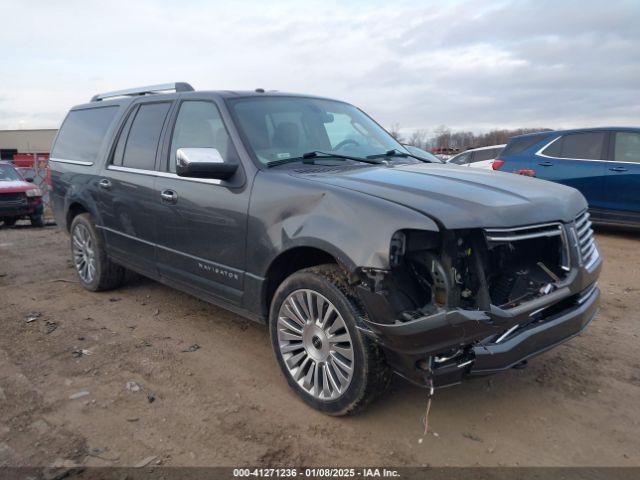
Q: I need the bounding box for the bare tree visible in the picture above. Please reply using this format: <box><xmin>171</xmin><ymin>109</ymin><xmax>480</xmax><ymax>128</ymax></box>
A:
<box><xmin>406</xmin><ymin>129</ymin><xmax>429</xmax><ymax>149</ymax></box>
<box><xmin>388</xmin><ymin>123</ymin><xmax>404</xmax><ymax>143</ymax></box>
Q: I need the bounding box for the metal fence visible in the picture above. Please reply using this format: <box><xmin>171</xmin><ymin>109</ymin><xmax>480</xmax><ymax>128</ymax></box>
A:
<box><xmin>13</xmin><ymin>154</ymin><xmax>52</xmax><ymax>215</ymax></box>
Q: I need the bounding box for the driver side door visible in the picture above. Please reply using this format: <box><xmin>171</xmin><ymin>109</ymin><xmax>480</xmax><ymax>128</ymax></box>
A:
<box><xmin>154</xmin><ymin>99</ymin><xmax>251</xmax><ymax>305</ymax></box>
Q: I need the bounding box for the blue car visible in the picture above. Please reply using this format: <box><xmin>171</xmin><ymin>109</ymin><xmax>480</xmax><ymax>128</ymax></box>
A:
<box><xmin>496</xmin><ymin>127</ymin><xmax>640</xmax><ymax>228</ymax></box>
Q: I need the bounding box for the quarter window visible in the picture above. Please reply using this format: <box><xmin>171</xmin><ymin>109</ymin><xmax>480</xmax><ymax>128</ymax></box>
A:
<box><xmin>542</xmin><ymin>132</ymin><xmax>605</xmax><ymax>160</ymax></box>
<box><xmin>114</xmin><ymin>102</ymin><xmax>171</xmax><ymax>170</ymax></box>
<box><xmin>169</xmin><ymin>101</ymin><xmax>237</xmax><ymax>172</ymax></box>
<box><xmin>52</xmin><ymin>106</ymin><xmax>118</xmax><ymax>163</ymax></box>
<box><xmin>614</xmin><ymin>132</ymin><xmax>640</xmax><ymax>163</ymax></box>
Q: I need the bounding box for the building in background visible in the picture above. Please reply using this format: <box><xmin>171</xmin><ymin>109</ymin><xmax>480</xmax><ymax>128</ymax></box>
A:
<box><xmin>0</xmin><ymin>129</ymin><xmax>57</xmax><ymax>160</ymax></box>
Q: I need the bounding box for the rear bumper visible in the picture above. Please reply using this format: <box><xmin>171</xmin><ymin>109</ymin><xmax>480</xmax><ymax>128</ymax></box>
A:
<box><xmin>358</xmin><ymin>256</ymin><xmax>602</xmax><ymax>387</ymax></box>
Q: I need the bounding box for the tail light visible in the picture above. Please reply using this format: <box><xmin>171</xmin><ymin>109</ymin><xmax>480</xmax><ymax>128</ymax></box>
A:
<box><xmin>492</xmin><ymin>159</ymin><xmax>505</xmax><ymax>170</ymax></box>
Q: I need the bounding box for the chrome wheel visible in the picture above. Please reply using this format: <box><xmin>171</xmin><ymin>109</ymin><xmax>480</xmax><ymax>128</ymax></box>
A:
<box><xmin>72</xmin><ymin>223</ymin><xmax>96</xmax><ymax>283</ymax></box>
<box><xmin>276</xmin><ymin>289</ymin><xmax>355</xmax><ymax>400</ymax></box>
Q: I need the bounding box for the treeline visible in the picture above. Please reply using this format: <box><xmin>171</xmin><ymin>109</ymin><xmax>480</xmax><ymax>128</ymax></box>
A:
<box><xmin>389</xmin><ymin>124</ymin><xmax>553</xmax><ymax>151</ymax></box>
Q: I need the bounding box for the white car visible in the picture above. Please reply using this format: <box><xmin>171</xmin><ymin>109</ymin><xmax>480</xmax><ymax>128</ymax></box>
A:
<box><xmin>447</xmin><ymin>144</ymin><xmax>506</xmax><ymax>170</ymax></box>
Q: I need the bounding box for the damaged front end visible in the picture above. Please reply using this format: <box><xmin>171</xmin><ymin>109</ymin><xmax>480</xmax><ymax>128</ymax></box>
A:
<box><xmin>354</xmin><ymin>212</ymin><xmax>602</xmax><ymax>388</ymax></box>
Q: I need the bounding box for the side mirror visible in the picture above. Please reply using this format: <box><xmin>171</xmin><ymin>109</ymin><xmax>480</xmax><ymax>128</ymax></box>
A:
<box><xmin>176</xmin><ymin>148</ymin><xmax>238</xmax><ymax>180</ymax></box>
<box><xmin>25</xmin><ymin>177</ymin><xmax>34</xmax><ymax>183</ymax></box>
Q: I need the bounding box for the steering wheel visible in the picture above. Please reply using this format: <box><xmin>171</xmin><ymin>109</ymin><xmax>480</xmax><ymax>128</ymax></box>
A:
<box><xmin>333</xmin><ymin>138</ymin><xmax>360</xmax><ymax>150</ymax></box>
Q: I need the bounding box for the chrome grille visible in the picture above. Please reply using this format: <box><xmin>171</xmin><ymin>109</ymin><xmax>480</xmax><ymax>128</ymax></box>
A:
<box><xmin>0</xmin><ymin>192</ymin><xmax>26</xmax><ymax>206</ymax></box>
<box><xmin>574</xmin><ymin>211</ymin><xmax>598</xmax><ymax>269</ymax></box>
<box><xmin>484</xmin><ymin>222</ymin><xmax>564</xmax><ymax>243</ymax></box>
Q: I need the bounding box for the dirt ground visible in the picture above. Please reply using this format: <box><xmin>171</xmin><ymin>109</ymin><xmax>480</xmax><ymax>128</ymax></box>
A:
<box><xmin>0</xmin><ymin>223</ymin><xmax>639</xmax><ymax>468</ymax></box>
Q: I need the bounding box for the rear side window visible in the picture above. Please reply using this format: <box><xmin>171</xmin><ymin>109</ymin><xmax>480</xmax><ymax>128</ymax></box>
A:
<box><xmin>542</xmin><ymin>132</ymin><xmax>606</xmax><ymax>160</ymax></box>
<box><xmin>472</xmin><ymin>148</ymin><xmax>502</xmax><ymax>162</ymax></box>
<box><xmin>52</xmin><ymin>106</ymin><xmax>118</xmax><ymax>163</ymax></box>
<box><xmin>614</xmin><ymin>132</ymin><xmax>640</xmax><ymax>163</ymax></box>
<box><xmin>114</xmin><ymin>102</ymin><xmax>171</xmax><ymax>170</ymax></box>
<box><xmin>502</xmin><ymin>134</ymin><xmax>550</xmax><ymax>156</ymax></box>
<box><xmin>449</xmin><ymin>152</ymin><xmax>470</xmax><ymax>165</ymax></box>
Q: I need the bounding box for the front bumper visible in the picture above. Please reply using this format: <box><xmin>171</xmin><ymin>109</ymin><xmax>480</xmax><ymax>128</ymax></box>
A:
<box><xmin>0</xmin><ymin>201</ymin><xmax>42</xmax><ymax>219</ymax></box>
<box><xmin>357</xmin><ymin>254</ymin><xmax>602</xmax><ymax>387</ymax></box>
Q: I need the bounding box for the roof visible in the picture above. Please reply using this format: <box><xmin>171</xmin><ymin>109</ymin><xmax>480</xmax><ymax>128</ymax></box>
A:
<box><xmin>512</xmin><ymin>127</ymin><xmax>640</xmax><ymax>140</ymax></box>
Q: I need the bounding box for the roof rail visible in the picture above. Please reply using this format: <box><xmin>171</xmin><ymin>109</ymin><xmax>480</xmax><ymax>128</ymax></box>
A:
<box><xmin>90</xmin><ymin>82</ymin><xmax>194</xmax><ymax>102</ymax></box>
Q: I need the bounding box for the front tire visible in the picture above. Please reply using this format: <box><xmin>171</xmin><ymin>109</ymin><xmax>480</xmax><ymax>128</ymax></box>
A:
<box><xmin>30</xmin><ymin>214</ymin><xmax>44</xmax><ymax>228</ymax></box>
<box><xmin>269</xmin><ymin>264</ymin><xmax>390</xmax><ymax>415</ymax></box>
<box><xmin>70</xmin><ymin>213</ymin><xmax>125</xmax><ymax>291</ymax></box>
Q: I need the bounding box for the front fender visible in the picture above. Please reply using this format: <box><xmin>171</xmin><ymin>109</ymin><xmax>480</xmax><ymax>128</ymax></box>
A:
<box><xmin>247</xmin><ymin>171</ymin><xmax>439</xmax><ymax>276</ymax></box>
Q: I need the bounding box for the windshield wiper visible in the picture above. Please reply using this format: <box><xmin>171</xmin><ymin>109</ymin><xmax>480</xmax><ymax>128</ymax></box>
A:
<box><xmin>266</xmin><ymin>151</ymin><xmax>384</xmax><ymax>168</ymax></box>
<box><xmin>367</xmin><ymin>149</ymin><xmax>436</xmax><ymax>163</ymax></box>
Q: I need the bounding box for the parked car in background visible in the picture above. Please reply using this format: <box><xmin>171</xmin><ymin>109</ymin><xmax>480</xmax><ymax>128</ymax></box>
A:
<box><xmin>0</xmin><ymin>161</ymin><xmax>44</xmax><ymax>227</ymax></box>
<box><xmin>447</xmin><ymin>144</ymin><xmax>505</xmax><ymax>170</ymax></box>
<box><xmin>402</xmin><ymin>144</ymin><xmax>444</xmax><ymax>163</ymax></box>
<box><xmin>51</xmin><ymin>83</ymin><xmax>600</xmax><ymax>415</ymax></box>
<box><xmin>495</xmin><ymin>128</ymin><xmax>640</xmax><ymax>228</ymax></box>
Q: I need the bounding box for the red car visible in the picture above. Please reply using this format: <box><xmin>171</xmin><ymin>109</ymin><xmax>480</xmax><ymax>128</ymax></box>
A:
<box><xmin>0</xmin><ymin>162</ymin><xmax>44</xmax><ymax>227</ymax></box>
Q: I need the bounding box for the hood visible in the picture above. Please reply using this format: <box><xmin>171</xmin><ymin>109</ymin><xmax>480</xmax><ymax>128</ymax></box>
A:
<box><xmin>0</xmin><ymin>180</ymin><xmax>34</xmax><ymax>193</ymax></box>
<box><xmin>292</xmin><ymin>163</ymin><xmax>587</xmax><ymax>229</ymax></box>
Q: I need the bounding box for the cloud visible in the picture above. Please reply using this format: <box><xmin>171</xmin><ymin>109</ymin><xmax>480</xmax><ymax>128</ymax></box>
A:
<box><xmin>0</xmin><ymin>0</ymin><xmax>638</xmax><ymax>134</ymax></box>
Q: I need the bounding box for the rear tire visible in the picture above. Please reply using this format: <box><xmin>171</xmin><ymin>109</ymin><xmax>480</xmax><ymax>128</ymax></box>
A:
<box><xmin>269</xmin><ymin>264</ymin><xmax>390</xmax><ymax>415</ymax></box>
<box><xmin>70</xmin><ymin>213</ymin><xmax>125</xmax><ymax>291</ymax></box>
<box><xmin>2</xmin><ymin>217</ymin><xmax>17</xmax><ymax>227</ymax></box>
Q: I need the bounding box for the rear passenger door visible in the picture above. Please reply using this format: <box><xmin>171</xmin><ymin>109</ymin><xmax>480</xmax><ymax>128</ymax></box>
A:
<box><xmin>97</xmin><ymin>101</ymin><xmax>172</xmax><ymax>277</ymax></box>
<box><xmin>602</xmin><ymin>131</ymin><xmax>640</xmax><ymax>217</ymax></box>
<box><xmin>154</xmin><ymin>99</ymin><xmax>250</xmax><ymax>305</ymax></box>
<box><xmin>535</xmin><ymin>131</ymin><xmax>608</xmax><ymax>209</ymax></box>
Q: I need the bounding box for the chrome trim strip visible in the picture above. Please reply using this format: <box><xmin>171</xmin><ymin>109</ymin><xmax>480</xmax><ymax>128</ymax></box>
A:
<box><xmin>107</xmin><ymin>165</ymin><xmax>222</xmax><ymax>185</ymax></box>
<box><xmin>484</xmin><ymin>222</ymin><xmax>562</xmax><ymax>233</ymax></box>
<box><xmin>49</xmin><ymin>157</ymin><xmax>94</xmax><ymax>166</ymax></box>
<box><xmin>577</xmin><ymin>282</ymin><xmax>598</xmax><ymax>305</ymax></box>
<box><xmin>486</xmin><ymin>230</ymin><xmax>561</xmax><ymax>242</ymax></box>
<box><xmin>96</xmin><ymin>225</ymin><xmax>156</xmax><ymax>246</ymax></box>
<box><xmin>96</xmin><ymin>225</ymin><xmax>241</xmax><ymax>274</ymax></box>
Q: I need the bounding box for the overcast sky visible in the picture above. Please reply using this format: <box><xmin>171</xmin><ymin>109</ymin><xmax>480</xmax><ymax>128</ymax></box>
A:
<box><xmin>1</xmin><ymin>0</ymin><xmax>638</xmax><ymax>135</ymax></box>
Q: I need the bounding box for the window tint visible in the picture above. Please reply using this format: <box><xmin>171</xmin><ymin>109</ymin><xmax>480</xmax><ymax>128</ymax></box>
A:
<box><xmin>472</xmin><ymin>148</ymin><xmax>502</xmax><ymax>163</ymax></box>
<box><xmin>118</xmin><ymin>103</ymin><xmax>171</xmax><ymax>170</ymax></box>
<box><xmin>52</xmin><ymin>106</ymin><xmax>118</xmax><ymax>162</ymax></box>
<box><xmin>502</xmin><ymin>134</ymin><xmax>551</xmax><ymax>156</ymax></box>
<box><xmin>543</xmin><ymin>132</ymin><xmax>605</xmax><ymax>160</ymax></box>
<box><xmin>169</xmin><ymin>101</ymin><xmax>237</xmax><ymax>172</ymax></box>
<box><xmin>449</xmin><ymin>152</ymin><xmax>470</xmax><ymax>165</ymax></box>
<box><xmin>614</xmin><ymin>132</ymin><xmax>640</xmax><ymax>163</ymax></box>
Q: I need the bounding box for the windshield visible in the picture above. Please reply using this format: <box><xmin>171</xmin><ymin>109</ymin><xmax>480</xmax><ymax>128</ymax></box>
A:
<box><xmin>0</xmin><ymin>164</ymin><xmax>22</xmax><ymax>181</ymax></box>
<box><xmin>229</xmin><ymin>97</ymin><xmax>405</xmax><ymax>165</ymax></box>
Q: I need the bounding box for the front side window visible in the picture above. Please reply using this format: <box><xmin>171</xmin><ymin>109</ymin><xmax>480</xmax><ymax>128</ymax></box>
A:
<box><xmin>542</xmin><ymin>132</ymin><xmax>605</xmax><ymax>160</ymax></box>
<box><xmin>114</xmin><ymin>102</ymin><xmax>171</xmax><ymax>170</ymax></box>
<box><xmin>169</xmin><ymin>101</ymin><xmax>237</xmax><ymax>172</ymax></box>
<box><xmin>52</xmin><ymin>106</ymin><xmax>118</xmax><ymax>163</ymax></box>
<box><xmin>229</xmin><ymin>97</ymin><xmax>403</xmax><ymax>164</ymax></box>
<box><xmin>614</xmin><ymin>132</ymin><xmax>640</xmax><ymax>163</ymax></box>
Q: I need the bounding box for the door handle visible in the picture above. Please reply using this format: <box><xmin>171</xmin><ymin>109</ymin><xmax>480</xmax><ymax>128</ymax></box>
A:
<box><xmin>538</xmin><ymin>161</ymin><xmax>554</xmax><ymax>167</ymax></box>
<box><xmin>98</xmin><ymin>178</ymin><xmax>112</xmax><ymax>190</ymax></box>
<box><xmin>609</xmin><ymin>166</ymin><xmax>628</xmax><ymax>172</ymax></box>
<box><xmin>160</xmin><ymin>189</ymin><xmax>178</xmax><ymax>204</ymax></box>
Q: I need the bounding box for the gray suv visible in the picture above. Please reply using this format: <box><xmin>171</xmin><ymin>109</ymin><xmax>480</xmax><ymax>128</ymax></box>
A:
<box><xmin>51</xmin><ymin>83</ymin><xmax>602</xmax><ymax>415</ymax></box>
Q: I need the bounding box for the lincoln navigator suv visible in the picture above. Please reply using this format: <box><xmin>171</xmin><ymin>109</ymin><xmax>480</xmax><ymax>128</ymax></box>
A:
<box><xmin>51</xmin><ymin>83</ymin><xmax>602</xmax><ymax>415</ymax></box>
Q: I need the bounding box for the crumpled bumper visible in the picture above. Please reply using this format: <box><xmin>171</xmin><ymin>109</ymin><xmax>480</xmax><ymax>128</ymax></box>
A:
<box><xmin>357</xmin><ymin>256</ymin><xmax>602</xmax><ymax>387</ymax></box>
